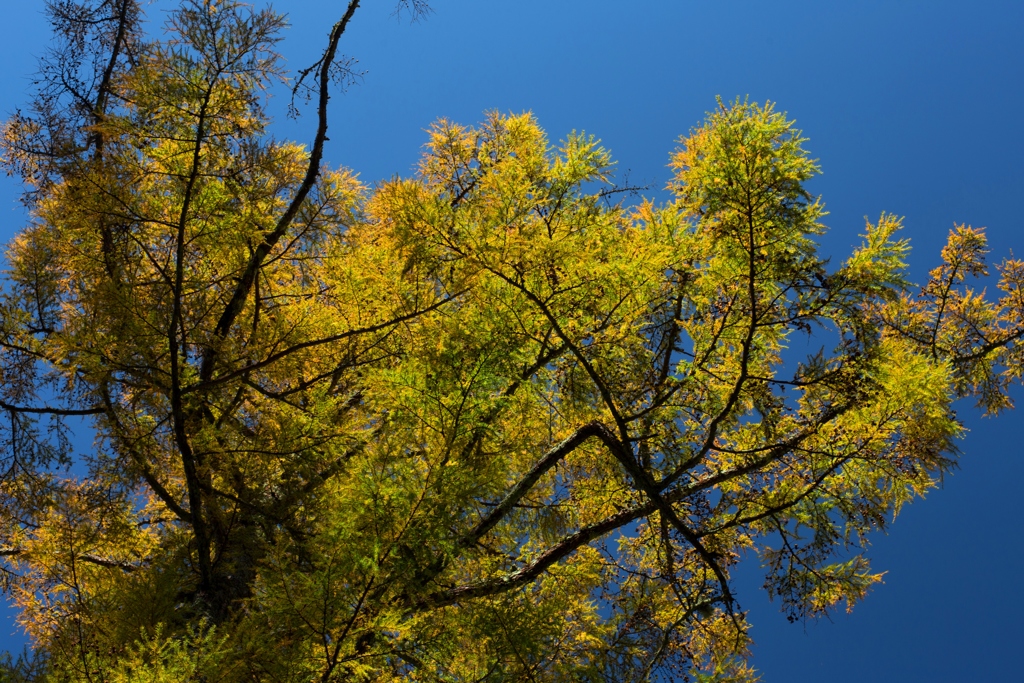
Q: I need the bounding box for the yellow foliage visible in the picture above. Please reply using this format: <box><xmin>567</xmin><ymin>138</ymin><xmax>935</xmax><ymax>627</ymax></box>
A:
<box><xmin>0</xmin><ymin>5</ymin><xmax>1020</xmax><ymax>682</ymax></box>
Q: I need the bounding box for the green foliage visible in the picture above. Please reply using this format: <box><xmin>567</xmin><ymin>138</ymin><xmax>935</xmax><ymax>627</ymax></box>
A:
<box><xmin>1</xmin><ymin>2</ymin><xmax>1022</xmax><ymax>681</ymax></box>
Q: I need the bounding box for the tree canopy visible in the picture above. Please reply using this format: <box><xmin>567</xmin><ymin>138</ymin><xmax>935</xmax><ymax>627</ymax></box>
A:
<box><xmin>1</xmin><ymin>1</ymin><xmax>1022</xmax><ymax>680</ymax></box>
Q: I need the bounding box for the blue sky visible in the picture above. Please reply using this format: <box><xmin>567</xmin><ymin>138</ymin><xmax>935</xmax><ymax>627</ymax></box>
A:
<box><xmin>1</xmin><ymin>1</ymin><xmax>1022</xmax><ymax>679</ymax></box>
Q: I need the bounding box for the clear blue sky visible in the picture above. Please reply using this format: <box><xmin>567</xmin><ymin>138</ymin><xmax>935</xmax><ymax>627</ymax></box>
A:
<box><xmin>1</xmin><ymin>1</ymin><xmax>1022</xmax><ymax>680</ymax></box>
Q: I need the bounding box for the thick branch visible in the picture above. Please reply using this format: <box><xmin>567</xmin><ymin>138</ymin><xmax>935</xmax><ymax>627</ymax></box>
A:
<box><xmin>458</xmin><ymin>422</ymin><xmax>603</xmax><ymax>551</ymax></box>
<box><xmin>414</xmin><ymin>503</ymin><xmax>642</xmax><ymax>609</ymax></box>
<box><xmin>0</xmin><ymin>401</ymin><xmax>103</xmax><ymax>416</ymax></box>
<box><xmin>201</xmin><ymin>0</ymin><xmax>362</xmax><ymax>383</ymax></box>
<box><xmin>99</xmin><ymin>384</ymin><xmax>193</xmax><ymax>523</ymax></box>
<box><xmin>0</xmin><ymin>547</ymin><xmax>138</xmax><ymax>572</ymax></box>
<box><xmin>589</xmin><ymin>423</ymin><xmax>737</xmax><ymax>609</ymax></box>
<box><xmin>169</xmin><ymin>86</ymin><xmax>215</xmax><ymax>591</ymax></box>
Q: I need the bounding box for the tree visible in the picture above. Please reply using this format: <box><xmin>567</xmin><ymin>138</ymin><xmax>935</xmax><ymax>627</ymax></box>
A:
<box><xmin>0</xmin><ymin>1</ymin><xmax>1022</xmax><ymax>680</ymax></box>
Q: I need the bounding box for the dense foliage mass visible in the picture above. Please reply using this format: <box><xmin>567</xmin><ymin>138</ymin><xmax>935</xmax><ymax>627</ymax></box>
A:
<box><xmin>0</xmin><ymin>1</ymin><xmax>1022</xmax><ymax>680</ymax></box>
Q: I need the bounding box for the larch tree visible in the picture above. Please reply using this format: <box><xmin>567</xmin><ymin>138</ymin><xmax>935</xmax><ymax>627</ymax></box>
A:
<box><xmin>0</xmin><ymin>1</ymin><xmax>1021</xmax><ymax>681</ymax></box>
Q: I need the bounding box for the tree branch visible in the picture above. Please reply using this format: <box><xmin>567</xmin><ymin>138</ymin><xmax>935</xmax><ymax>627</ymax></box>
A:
<box><xmin>201</xmin><ymin>0</ymin><xmax>362</xmax><ymax>383</ymax></box>
<box><xmin>458</xmin><ymin>422</ymin><xmax>603</xmax><ymax>551</ymax></box>
<box><xmin>0</xmin><ymin>401</ymin><xmax>103</xmax><ymax>416</ymax></box>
